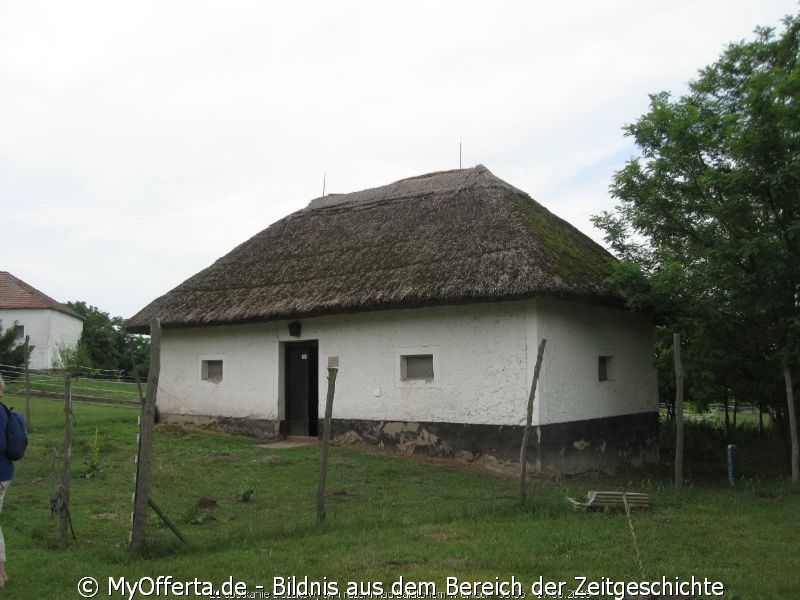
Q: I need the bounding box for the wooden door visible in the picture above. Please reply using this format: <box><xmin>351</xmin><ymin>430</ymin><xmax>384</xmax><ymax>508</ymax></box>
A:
<box><xmin>285</xmin><ymin>343</ymin><xmax>319</xmax><ymax>436</ymax></box>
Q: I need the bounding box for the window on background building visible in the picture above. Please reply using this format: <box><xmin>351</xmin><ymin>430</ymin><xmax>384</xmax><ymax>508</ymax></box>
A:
<box><xmin>14</xmin><ymin>324</ymin><xmax>24</xmax><ymax>340</ymax></box>
<box><xmin>401</xmin><ymin>354</ymin><xmax>434</xmax><ymax>381</ymax></box>
<box><xmin>201</xmin><ymin>359</ymin><xmax>223</xmax><ymax>383</ymax></box>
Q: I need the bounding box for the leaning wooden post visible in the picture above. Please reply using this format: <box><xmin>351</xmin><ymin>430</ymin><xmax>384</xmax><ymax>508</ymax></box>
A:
<box><xmin>520</xmin><ymin>339</ymin><xmax>547</xmax><ymax>505</ymax></box>
<box><xmin>60</xmin><ymin>374</ymin><xmax>73</xmax><ymax>545</ymax></box>
<box><xmin>674</xmin><ymin>333</ymin><xmax>684</xmax><ymax>492</ymax></box>
<box><xmin>130</xmin><ymin>318</ymin><xmax>161</xmax><ymax>553</ymax></box>
<box><xmin>147</xmin><ymin>496</ymin><xmax>186</xmax><ymax>544</ymax></box>
<box><xmin>784</xmin><ymin>367</ymin><xmax>799</xmax><ymax>486</ymax></box>
<box><xmin>24</xmin><ymin>335</ymin><xmax>31</xmax><ymax>429</ymax></box>
<box><xmin>316</xmin><ymin>361</ymin><xmax>339</xmax><ymax>525</ymax></box>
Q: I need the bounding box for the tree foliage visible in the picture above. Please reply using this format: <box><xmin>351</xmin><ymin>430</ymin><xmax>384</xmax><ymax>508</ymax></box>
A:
<box><xmin>0</xmin><ymin>322</ymin><xmax>33</xmax><ymax>381</ymax></box>
<box><xmin>66</xmin><ymin>301</ymin><xmax>149</xmax><ymax>379</ymax></box>
<box><xmin>54</xmin><ymin>340</ymin><xmax>94</xmax><ymax>375</ymax></box>
<box><xmin>593</xmin><ymin>15</ymin><xmax>800</xmax><ymax>423</ymax></box>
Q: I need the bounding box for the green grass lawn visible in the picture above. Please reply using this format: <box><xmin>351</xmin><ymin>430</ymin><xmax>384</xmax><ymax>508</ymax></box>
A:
<box><xmin>0</xmin><ymin>397</ymin><xmax>797</xmax><ymax>599</ymax></box>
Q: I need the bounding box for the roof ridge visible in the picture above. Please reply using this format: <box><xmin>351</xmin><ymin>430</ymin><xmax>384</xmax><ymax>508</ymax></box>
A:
<box><xmin>305</xmin><ymin>164</ymin><xmax>522</xmax><ymax>212</ymax></box>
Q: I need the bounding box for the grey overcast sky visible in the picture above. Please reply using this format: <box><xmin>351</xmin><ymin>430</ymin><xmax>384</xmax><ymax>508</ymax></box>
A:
<box><xmin>1</xmin><ymin>1</ymin><xmax>797</xmax><ymax>319</ymax></box>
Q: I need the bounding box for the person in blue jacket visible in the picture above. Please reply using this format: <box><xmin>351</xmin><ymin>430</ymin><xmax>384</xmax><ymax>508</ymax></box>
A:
<box><xmin>0</xmin><ymin>374</ymin><xmax>12</xmax><ymax>588</ymax></box>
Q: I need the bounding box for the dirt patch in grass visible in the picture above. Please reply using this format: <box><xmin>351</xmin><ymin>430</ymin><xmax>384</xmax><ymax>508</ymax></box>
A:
<box><xmin>202</xmin><ymin>452</ymin><xmax>242</xmax><ymax>462</ymax></box>
<box><xmin>158</xmin><ymin>423</ymin><xmax>189</xmax><ymax>438</ymax></box>
<box><xmin>424</xmin><ymin>529</ymin><xmax>459</xmax><ymax>541</ymax></box>
<box><xmin>258</xmin><ymin>455</ymin><xmax>288</xmax><ymax>464</ymax></box>
<box><xmin>90</xmin><ymin>513</ymin><xmax>120</xmax><ymax>520</ymax></box>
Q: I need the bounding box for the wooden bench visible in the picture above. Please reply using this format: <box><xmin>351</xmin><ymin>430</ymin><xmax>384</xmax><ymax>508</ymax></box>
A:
<box><xmin>566</xmin><ymin>491</ymin><xmax>650</xmax><ymax>512</ymax></box>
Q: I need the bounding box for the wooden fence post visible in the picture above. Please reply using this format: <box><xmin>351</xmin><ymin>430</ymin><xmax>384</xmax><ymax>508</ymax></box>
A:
<box><xmin>674</xmin><ymin>333</ymin><xmax>684</xmax><ymax>492</ymax></box>
<box><xmin>60</xmin><ymin>374</ymin><xmax>73</xmax><ymax>545</ymax></box>
<box><xmin>784</xmin><ymin>367</ymin><xmax>798</xmax><ymax>486</ymax></box>
<box><xmin>130</xmin><ymin>318</ymin><xmax>161</xmax><ymax>553</ymax></box>
<box><xmin>316</xmin><ymin>364</ymin><xmax>338</xmax><ymax>524</ymax></box>
<box><xmin>24</xmin><ymin>335</ymin><xmax>31</xmax><ymax>429</ymax></box>
<box><xmin>520</xmin><ymin>339</ymin><xmax>547</xmax><ymax>505</ymax></box>
<box><xmin>130</xmin><ymin>344</ymin><xmax>145</xmax><ymax>404</ymax></box>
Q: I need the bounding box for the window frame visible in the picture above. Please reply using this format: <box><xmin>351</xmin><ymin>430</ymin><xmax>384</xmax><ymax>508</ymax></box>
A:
<box><xmin>395</xmin><ymin>346</ymin><xmax>440</xmax><ymax>387</ymax></box>
<box><xmin>199</xmin><ymin>355</ymin><xmax>225</xmax><ymax>384</ymax></box>
<box><xmin>400</xmin><ymin>353</ymin><xmax>435</xmax><ymax>382</ymax></box>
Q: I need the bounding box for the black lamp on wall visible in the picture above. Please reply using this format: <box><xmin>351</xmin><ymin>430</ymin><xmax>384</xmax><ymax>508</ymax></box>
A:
<box><xmin>288</xmin><ymin>321</ymin><xmax>302</xmax><ymax>338</ymax></box>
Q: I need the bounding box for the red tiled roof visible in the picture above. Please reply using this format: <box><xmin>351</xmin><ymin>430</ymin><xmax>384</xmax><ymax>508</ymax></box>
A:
<box><xmin>0</xmin><ymin>272</ymin><xmax>83</xmax><ymax>320</ymax></box>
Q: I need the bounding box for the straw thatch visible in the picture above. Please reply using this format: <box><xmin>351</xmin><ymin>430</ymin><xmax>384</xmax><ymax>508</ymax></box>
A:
<box><xmin>126</xmin><ymin>165</ymin><xmax>620</xmax><ymax>333</ymax></box>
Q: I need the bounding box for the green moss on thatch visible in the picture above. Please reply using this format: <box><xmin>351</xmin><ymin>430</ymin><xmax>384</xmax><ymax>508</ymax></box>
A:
<box><xmin>510</xmin><ymin>195</ymin><xmax>613</xmax><ymax>287</ymax></box>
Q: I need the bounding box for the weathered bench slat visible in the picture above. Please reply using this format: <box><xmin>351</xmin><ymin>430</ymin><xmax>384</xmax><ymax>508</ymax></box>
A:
<box><xmin>566</xmin><ymin>490</ymin><xmax>650</xmax><ymax>511</ymax></box>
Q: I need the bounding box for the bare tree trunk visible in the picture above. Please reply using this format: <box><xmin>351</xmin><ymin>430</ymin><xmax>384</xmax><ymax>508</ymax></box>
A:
<box><xmin>732</xmin><ymin>393</ymin><xmax>738</xmax><ymax>432</ymax></box>
<box><xmin>316</xmin><ymin>366</ymin><xmax>338</xmax><ymax>524</ymax></box>
<box><xmin>674</xmin><ymin>334</ymin><xmax>684</xmax><ymax>493</ymax></box>
<box><xmin>520</xmin><ymin>339</ymin><xmax>547</xmax><ymax>505</ymax></box>
<box><xmin>784</xmin><ymin>367</ymin><xmax>798</xmax><ymax>486</ymax></box>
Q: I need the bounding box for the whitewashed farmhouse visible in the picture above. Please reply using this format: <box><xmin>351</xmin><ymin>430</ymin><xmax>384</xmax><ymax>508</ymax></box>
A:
<box><xmin>0</xmin><ymin>271</ymin><xmax>84</xmax><ymax>370</ymax></box>
<box><xmin>127</xmin><ymin>166</ymin><xmax>658</xmax><ymax>472</ymax></box>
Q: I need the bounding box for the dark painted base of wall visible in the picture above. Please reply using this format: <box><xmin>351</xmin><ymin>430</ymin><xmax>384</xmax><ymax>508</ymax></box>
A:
<box><xmin>161</xmin><ymin>413</ymin><xmax>281</xmax><ymax>438</ymax></box>
<box><xmin>330</xmin><ymin>412</ymin><xmax>659</xmax><ymax>474</ymax></box>
<box><xmin>159</xmin><ymin>411</ymin><xmax>658</xmax><ymax>474</ymax></box>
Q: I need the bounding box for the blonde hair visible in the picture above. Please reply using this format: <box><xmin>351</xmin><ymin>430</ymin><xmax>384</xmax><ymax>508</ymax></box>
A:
<box><xmin>0</xmin><ymin>373</ymin><xmax>4</xmax><ymax>396</ymax></box>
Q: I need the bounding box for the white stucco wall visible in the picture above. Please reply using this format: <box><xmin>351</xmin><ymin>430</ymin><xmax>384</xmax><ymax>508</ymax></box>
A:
<box><xmin>157</xmin><ymin>324</ymin><xmax>277</xmax><ymax>420</ymax></box>
<box><xmin>0</xmin><ymin>308</ymin><xmax>84</xmax><ymax>370</ymax></box>
<box><xmin>292</xmin><ymin>302</ymin><xmax>535</xmax><ymax>426</ymax></box>
<box><xmin>156</xmin><ymin>298</ymin><xmax>657</xmax><ymax>427</ymax></box>
<box><xmin>535</xmin><ymin>297</ymin><xmax>658</xmax><ymax>425</ymax></box>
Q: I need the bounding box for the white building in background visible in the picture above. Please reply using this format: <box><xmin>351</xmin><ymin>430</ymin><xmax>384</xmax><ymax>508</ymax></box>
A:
<box><xmin>0</xmin><ymin>272</ymin><xmax>84</xmax><ymax>370</ymax></box>
<box><xmin>127</xmin><ymin>166</ymin><xmax>659</xmax><ymax>473</ymax></box>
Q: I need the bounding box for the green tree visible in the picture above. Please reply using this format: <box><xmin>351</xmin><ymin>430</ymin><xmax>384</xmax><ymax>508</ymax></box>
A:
<box><xmin>593</xmin><ymin>14</ymin><xmax>800</xmax><ymax>481</ymax></box>
<box><xmin>67</xmin><ymin>301</ymin><xmax>120</xmax><ymax>372</ymax></box>
<box><xmin>0</xmin><ymin>322</ymin><xmax>33</xmax><ymax>381</ymax></box>
<box><xmin>121</xmin><ymin>333</ymin><xmax>150</xmax><ymax>381</ymax></box>
<box><xmin>54</xmin><ymin>340</ymin><xmax>95</xmax><ymax>375</ymax></box>
<box><xmin>66</xmin><ymin>301</ymin><xmax>149</xmax><ymax>379</ymax></box>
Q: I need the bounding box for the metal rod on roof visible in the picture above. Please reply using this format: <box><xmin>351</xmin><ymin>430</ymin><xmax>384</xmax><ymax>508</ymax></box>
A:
<box><xmin>322</xmin><ymin>173</ymin><xmax>326</xmax><ymax>197</ymax></box>
<box><xmin>459</xmin><ymin>140</ymin><xmax>462</xmax><ymax>169</ymax></box>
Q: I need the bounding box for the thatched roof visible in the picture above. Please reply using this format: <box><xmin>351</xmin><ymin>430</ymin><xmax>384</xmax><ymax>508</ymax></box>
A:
<box><xmin>126</xmin><ymin>165</ymin><xmax>621</xmax><ymax>333</ymax></box>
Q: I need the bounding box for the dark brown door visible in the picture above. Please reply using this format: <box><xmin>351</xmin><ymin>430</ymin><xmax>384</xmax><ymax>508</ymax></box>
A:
<box><xmin>285</xmin><ymin>342</ymin><xmax>319</xmax><ymax>436</ymax></box>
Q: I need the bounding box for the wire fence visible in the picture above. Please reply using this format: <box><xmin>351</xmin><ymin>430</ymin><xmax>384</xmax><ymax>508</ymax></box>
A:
<box><xmin>0</xmin><ymin>362</ymin><xmax>142</xmax><ymax>406</ymax></box>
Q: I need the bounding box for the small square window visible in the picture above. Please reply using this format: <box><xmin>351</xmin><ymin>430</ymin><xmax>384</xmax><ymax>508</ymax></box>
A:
<box><xmin>14</xmin><ymin>325</ymin><xmax>24</xmax><ymax>340</ymax></box>
<box><xmin>201</xmin><ymin>359</ymin><xmax>223</xmax><ymax>383</ymax></box>
<box><xmin>598</xmin><ymin>356</ymin><xmax>615</xmax><ymax>382</ymax></box>
<box><xmin>401</xmin><ymin>354</ymin><xmax>434</xmax><ymax>381</ymax></box>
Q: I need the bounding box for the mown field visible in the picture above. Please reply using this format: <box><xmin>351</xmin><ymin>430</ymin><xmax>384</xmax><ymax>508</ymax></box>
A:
<box><xmin>0</xmin><ymin>395</ymin><xmax>797</xmax><ymax>599</ymax></box>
